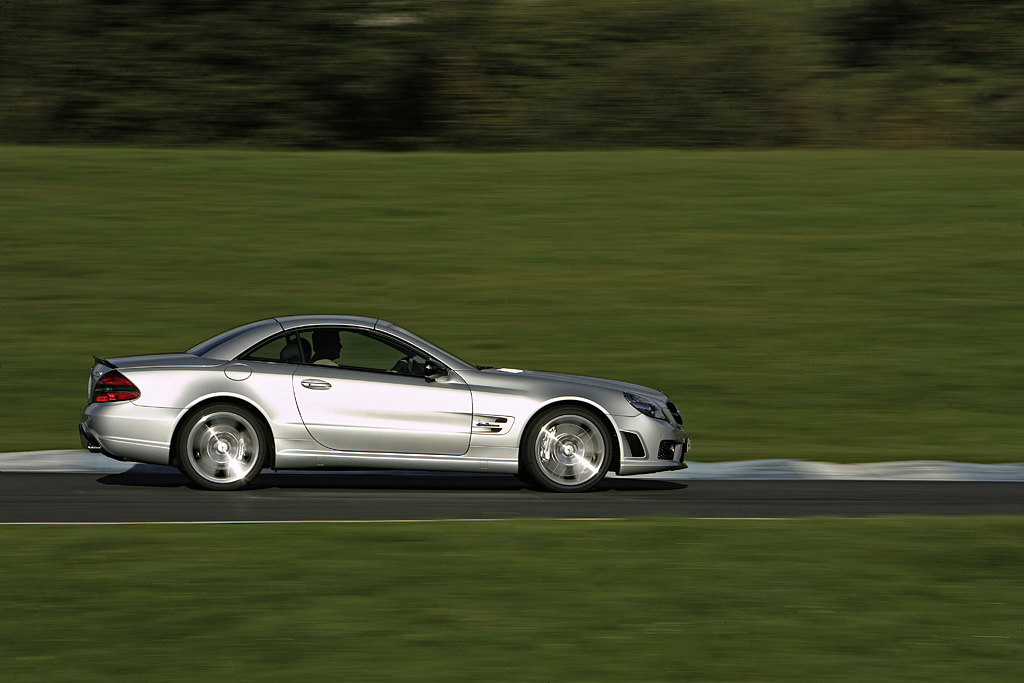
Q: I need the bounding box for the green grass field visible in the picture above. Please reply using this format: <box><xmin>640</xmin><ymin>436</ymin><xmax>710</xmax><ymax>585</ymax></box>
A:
<box><xmin>2</xmin><ymin>150</ymin><xmax>1022</xmax><ymax>682</ymax></box>
<box><xmin>1</xmin><ymin>146</ymin><xmax>1022</xmax><ymax>461</ymax></box>
<box><xmin>2</xmin><ymin>519</ymin><xmax>1022</xmax><ymax>682</ymax></box>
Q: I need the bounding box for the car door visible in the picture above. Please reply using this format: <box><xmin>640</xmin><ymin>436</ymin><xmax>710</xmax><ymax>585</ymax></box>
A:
<box><xmin>291</xmin><ymin>327</ymin><xmax>473</xmax><ymax>455</ymax></box>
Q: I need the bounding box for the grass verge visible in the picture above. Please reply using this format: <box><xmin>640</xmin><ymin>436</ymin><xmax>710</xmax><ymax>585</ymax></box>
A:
<box><xmin>1</xmin><ymin>518</ymin><xmax>1022</xmax><ymax>681</ymax></box>
<box><xmin>1</xmin><ymin>147</ymin><xmax>1022</xmax><ymax>460</ymax></box>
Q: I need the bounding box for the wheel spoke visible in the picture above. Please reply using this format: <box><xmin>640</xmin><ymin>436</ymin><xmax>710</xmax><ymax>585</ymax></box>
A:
<box><xmin>560</xmin><ymin>424</ymin><xmax>587</xmax><ymax>439</ymax></box>
<box><xmin>222</xmin><ymin>457</ymin><xmax>249</xmax><ymax>482</ymax></box>
<box><xmin>574</xmin><ymin>457</ymin><xmax>599</xmax><ymax>478</ymax></box>
<box><xmin>199</xmin><ymin>425</ymin><xmax>221</xmax><ymax>446</ymax></box>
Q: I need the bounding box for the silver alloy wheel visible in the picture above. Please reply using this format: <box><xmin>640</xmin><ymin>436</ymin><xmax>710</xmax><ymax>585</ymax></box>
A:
<box><xmin>185</xmin><ymin>410</ymin><xmax>261</xmax><ymax>485</ymax></box>
<box><xmin>534</xmin><ymin>414</ymin><xmax>606</xmax><ymax>486</ymax></box>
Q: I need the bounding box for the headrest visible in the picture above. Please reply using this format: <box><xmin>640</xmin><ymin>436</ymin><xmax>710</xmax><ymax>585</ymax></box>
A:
<box><xmin>280</xmin><ymin>338</ymin><xmax>312</xmax><ymax>363</ymax></box>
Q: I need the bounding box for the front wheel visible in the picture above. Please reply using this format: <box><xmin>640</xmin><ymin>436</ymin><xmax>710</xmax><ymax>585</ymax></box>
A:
<box><xmin>520</xmin><ymin>406</ymin><xmax>612</xmax><ymax>492</ymax></box>
<box><xmin>176</xmin><ymin>403</ymin><xmax>268</xmax><ymax>490</ymax></box>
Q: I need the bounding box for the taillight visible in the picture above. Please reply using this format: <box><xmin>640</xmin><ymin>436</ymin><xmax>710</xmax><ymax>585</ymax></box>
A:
<box><xmin>92</xmin><ymin>370</ymin><xmax>141</xmax><ymax>403</ymax></box>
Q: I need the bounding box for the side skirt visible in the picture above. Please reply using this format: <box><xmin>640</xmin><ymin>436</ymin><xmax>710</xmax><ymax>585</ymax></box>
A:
<box><xmin>273</xmin><ymin>449</ymin><xmax>519</xmax><ymax>474</ymax></box>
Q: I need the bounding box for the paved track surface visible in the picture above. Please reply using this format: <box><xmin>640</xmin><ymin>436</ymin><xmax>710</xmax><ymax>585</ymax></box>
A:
<box><xmin>3</xmin><ymin>471</ymin><xmax>1024</xmax><ymax>523</ymax></box>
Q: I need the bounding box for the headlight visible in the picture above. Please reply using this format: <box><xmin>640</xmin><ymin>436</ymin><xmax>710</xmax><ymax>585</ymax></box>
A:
<box><xmin>624</xmin><ymin>392</ymin><xmax>667</xmax><ymax>421</ymax></box>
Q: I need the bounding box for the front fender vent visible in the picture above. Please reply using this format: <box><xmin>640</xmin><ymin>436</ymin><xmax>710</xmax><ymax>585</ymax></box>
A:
<box><xmin>622</xmin><ymin>432</ymin><xmax>646</xmax><ymax>458</ymax></box>
<box><xmin>472</xmin><ymin>415</ymin><xmax>514</xmax><ymax>435</ymax></box>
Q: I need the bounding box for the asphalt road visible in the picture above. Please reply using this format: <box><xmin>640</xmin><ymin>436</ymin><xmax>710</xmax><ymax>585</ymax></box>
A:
<box><xmin>2</xmin><ymin>471</ymin><xmax>1024</xmax><ymax>523</ymax></box>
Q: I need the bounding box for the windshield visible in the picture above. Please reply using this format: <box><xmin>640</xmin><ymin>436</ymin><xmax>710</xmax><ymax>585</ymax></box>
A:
<box><xmin>378</xmin><ymin>322</ymin><xmax>476</xmax><ymax>369</ymax></box>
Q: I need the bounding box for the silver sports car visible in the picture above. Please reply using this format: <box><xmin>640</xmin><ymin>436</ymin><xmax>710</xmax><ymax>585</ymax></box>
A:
<box><xmin>80</xmin><ymin>315</ymin><xmax>689</xmax><ymax>492</ymax></box>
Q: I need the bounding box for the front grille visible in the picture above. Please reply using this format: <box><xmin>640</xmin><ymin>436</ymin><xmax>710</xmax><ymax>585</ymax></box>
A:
<box><xmin>658</xmin><ymin>440</ymin><xmax>679</xmax><ymax>461</ymax></box>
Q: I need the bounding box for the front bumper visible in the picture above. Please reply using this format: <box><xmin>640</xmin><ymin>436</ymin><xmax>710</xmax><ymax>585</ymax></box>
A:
<box><xmin>615</xmin><ymin>413</ymin><xmax>690</xmax><ymax>476</ymax></box>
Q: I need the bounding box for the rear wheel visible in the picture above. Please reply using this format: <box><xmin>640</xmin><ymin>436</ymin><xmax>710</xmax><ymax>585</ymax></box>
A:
<box><xmin>521</xmin><ymin>406</ymin><xmax>612</xmax><ymax>492</ymax></box>
<box><xmin>176</xmin><ymin>403</ymin><xmax>268</xmax><ymax>490</ymax></box>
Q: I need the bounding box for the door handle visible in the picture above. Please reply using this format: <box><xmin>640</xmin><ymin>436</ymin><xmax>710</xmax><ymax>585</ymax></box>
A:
<box><xmin>300</xmin><ymin>379</ymin><xmax>332</xmax><ymax>390</ymax></box>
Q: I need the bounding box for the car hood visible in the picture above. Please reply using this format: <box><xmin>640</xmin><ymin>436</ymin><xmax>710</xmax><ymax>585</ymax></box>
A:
<box><xmin>482</xmin><ymin>367</ymin><xmax>666</xmax><ymax>401</ymax></box>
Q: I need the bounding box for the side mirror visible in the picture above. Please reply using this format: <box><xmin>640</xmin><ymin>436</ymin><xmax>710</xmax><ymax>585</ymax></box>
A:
<box><xmin>423</xmin><ymin>360</ymin><xmax>448</xmax><ymax>380</ymax></box>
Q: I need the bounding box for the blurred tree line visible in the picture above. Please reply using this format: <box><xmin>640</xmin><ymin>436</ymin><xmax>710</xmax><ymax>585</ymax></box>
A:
<box><xmin>2</xmin><ymin>0</ymin><xmax>1023</xmax><ymax>149</ymax></box>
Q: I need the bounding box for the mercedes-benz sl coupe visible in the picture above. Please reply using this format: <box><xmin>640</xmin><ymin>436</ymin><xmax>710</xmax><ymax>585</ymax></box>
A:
<box><xmin>80</xmin><ymin>315</ymin><xmax>690</xmax><ymax>492</ymax></box>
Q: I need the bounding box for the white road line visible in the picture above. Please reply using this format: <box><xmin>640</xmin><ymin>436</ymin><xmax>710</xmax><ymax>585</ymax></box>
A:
<box><xmin>0</xmin><ymin>517</ymin><xmax>801</xmax><ymax>526</ymax></box>
<box><xmin>3</xmin><ymin>450</ymin><xmax>1024</xmax><ymax>480</ymax></box>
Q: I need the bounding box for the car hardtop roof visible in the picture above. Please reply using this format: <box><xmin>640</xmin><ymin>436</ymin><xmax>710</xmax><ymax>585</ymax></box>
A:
<box><xmin>190</xmin><ymin>315</ymin><xmax>387</xmax><ymax>359</ymax></box>
<box><xmin>190</xmin><ymin>314</ymin><xmax>475</xmax><ymax>370</ymax></box>
<box><xmin>274</xmin><ymin>314</ymin><xmax>382</xmax><ymax>330</ymax></box>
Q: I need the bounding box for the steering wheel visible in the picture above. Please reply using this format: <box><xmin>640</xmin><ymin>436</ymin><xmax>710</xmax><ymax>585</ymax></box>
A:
<box><xmin>389</xmin><ymin>356</ymin><xmax>413</xmax><ymax>374</ymax></box>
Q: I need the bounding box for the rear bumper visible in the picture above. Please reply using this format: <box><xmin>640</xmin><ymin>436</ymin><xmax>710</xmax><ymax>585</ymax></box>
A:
<box><xmin>79</xmin><ymin>422</ymin><xmax>100</xmax><ymax>452</ymax></box>
<box><xmin>79</xmin><ymin>402</ymin><xmax>178</xmax><ymax>466</ymax></box>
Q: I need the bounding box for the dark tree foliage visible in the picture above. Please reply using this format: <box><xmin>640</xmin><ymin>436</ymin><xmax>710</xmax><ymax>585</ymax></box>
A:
<box><xmin>1</xmin><ymin>0</ymin><xmax>1023</xmax><ymax>148</ymax></box>
<box><xmin>824</xmin><ymin>0</ymin><xmax>1024</xmax><ymax>70</ymax></box>
<box><xmin>824</xmin><ymin>0</ymin><xmax>926</xmax><ymax>68</ymax></box>
<box><xmin>819</xmin><ymin>0</ymin><xmax>1024</xmax><ymax>146</ymax></box>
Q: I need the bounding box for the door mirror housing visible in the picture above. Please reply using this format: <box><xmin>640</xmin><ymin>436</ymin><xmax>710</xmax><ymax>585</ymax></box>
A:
<box><xmin>423</xmin><ymin>359</ymin><xmax>448</xmax><ymax>380</ymax></box>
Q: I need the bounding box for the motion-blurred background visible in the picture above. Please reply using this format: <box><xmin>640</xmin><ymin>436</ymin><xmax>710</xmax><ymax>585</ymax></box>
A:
<box><xmin>1</xmin><ymin>0</ymin><xmax>1022</xmax><ymax>462</ymax></box>
<box><xmin>3</xmin><ymin>4</ymin><xmax>1024</xmax><ymax>682</ymax></box>
<box><xmin>4</xmin><ymin>0</ymin><xmax>1024</xmax><ymax>148</ymax></box>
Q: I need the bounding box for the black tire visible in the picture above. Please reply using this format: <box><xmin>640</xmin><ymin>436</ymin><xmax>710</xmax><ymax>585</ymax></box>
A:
<box><xmin>175</xmin><ymin>403</ymin><xmax>269</xmax><ymax>490</ymax></box>
<box><xmin>520</xmin><ymin>406</ymin><xmax>612</xmax><ymax>492</ymax></box>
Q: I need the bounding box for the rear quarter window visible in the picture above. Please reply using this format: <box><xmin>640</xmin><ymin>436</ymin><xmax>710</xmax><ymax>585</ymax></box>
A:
<box><xmin>188</xmin><ymin>320</ymin><xmax>274</xmax><ymax>356</ymax></box>
<box><xmin>242</xmin><ymin>335</ymin><xmax>296</xmax><ymax>363</ymax></box>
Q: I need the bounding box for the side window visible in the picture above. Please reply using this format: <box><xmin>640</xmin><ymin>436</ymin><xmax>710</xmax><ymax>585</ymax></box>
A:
<box><xmin>298</xmin><ymin>328</ymin><xmax>428</xmax><ymax>375</ymax></box>
<box><xmin>242</xmin><ymin>333</ymin><xmax>306</xmax><ymax>364</ymax></box>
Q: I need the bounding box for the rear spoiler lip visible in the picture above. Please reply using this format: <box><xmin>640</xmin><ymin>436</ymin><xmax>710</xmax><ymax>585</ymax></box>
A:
<box><xmin>92</xmin><ymin>356</ymin><xmax>118</xmax><ymax>369</ymax></box>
